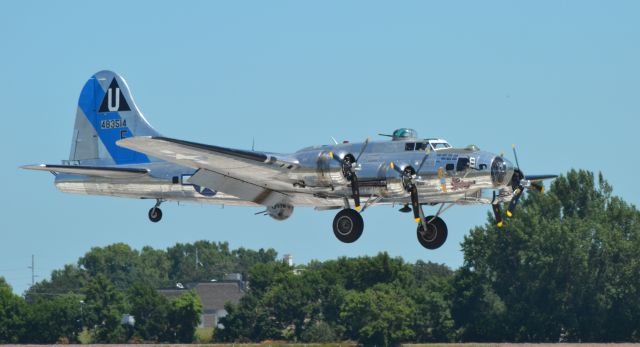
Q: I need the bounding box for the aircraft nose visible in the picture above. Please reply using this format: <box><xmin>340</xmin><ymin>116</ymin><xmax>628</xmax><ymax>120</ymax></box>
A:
<box><xmin>490</xmin><ymin>156</ymin><xmax>515</xmax><ymax>187</ymax></box>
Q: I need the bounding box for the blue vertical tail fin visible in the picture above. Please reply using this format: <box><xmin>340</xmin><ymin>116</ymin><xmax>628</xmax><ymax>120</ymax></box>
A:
<box><xmin>69</xmin><ymin>70</ymin><xmax>160</xmax><ymax>165</ymax></box>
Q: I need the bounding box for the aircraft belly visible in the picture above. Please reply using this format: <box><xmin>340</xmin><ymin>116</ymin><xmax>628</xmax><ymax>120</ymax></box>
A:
<box><xmin>53</xmin><ymin>181</ymin><xmax>346</xmax><ymax>207</ymax></box>
<box><xmin>54</xmin><ymin>181</ymin><xmax>255</xmax><ymax>206</ymax></box>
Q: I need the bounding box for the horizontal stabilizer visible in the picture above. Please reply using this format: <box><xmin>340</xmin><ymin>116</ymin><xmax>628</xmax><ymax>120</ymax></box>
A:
<box><xmin>21</xmin><ymin>164</ymin><xmax>149</xmax><ymax>178</ymax></box>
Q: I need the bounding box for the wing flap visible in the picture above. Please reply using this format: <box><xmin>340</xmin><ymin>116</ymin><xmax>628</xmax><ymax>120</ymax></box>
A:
<box><xmin>21</xmin><ymin>164</ymin><xmax>149</xmax><ymax>178</ymax></box>
<box><xmin>189</xmin><ymin>169</ymin><xmax>289</xmax><ymax>205</ymax></box>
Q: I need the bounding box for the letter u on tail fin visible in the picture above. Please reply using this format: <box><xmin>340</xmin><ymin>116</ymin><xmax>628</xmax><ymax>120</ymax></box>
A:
<box><xmin>69</xmin><ymin>70</ymin><xmax>160</xmax><ymax>165</ymax></box>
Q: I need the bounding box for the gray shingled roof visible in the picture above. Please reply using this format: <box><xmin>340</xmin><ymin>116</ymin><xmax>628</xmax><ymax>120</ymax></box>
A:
<box><xmin>158</xmin><ymin>282</ymin><xmax>245</xmax><ymax>314</ymax></box>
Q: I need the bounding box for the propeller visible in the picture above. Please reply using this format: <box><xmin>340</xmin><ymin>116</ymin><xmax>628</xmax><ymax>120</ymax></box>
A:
<box><xmin>493</xmin><ymin>204</ymin><xmax>504</xmax><ymax>228</ymax></box>
<box><xmin>329</xmin><ymin>138</ymin><xmax>369</xmax><ymax>211</ymax></box>
<box><xmin>506</xmin><ymin>145</ymin><xmax>548</xmax><ymax>217</ymax></box>
<box><xmin>506</xmin><ymin>145</ymin><xmax>525</xmax><ymax>218</ymax></box>
<box><xmin>390</xmin><ymin>148</ymin><xmax>432</xmax><ymax>223</ymax></box>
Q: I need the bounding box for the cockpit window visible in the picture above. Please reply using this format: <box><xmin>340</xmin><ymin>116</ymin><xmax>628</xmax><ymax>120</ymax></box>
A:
<box><xmin>430</xmin><ymin>142</ymin><xmax>451</xmax><ymax>149</ymax></box>
<box><xmin>403</xmin><ymin>140</ymin><xmax>451</xmax><ymax>151</ymax></box>
<box><xmin>415</xmin><ymin>142</ymin><xmax>428</xmax><ymax>151</ymax></box>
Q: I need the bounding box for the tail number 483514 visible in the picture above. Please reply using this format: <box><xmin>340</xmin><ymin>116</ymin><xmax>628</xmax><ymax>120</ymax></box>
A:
<box><xmin>100</xmin><ymin>119</ymin><xmax>127</xmax><ymax>129</ymax></box>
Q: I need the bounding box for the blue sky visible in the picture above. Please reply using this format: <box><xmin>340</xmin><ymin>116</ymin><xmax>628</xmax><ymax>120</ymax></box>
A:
<box><xmin>1</xmin><ymin>1</ymin><xmax>638</xmax><ymax>294</ymax></box>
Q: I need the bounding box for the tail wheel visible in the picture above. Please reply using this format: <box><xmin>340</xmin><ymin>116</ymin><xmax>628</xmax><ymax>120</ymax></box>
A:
<box><xmin>332</xmin><ymin>209</ymin><xmax>364</xmax><ymax>243</ymax></box>
<box><xmin>148</xmin><ymin>207</ymin><xmax>163</xmax><ymax>223</ymax></box>
<box><xmin>417</xmin><ymin>216</ymin><xmax>447</xmax><ymax>249</ymax></box>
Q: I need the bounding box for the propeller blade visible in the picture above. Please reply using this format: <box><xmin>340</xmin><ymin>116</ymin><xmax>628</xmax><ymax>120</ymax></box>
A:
<box><xmin>511</xmin><ymin>169</ymin><xmax>525</xmax><ymax>191</ymax></box>
<box><xmin>355</xmin><ymin>138</ymin><xmax>370</xmax><ymax>162</ymax></box>
<box><xmin>410</xmin><ymin>184</ymin><xmax>421</xmax><ymax>223</ymax></box>
<box><xmin>506</xmin><ymin>186</ymin><xmax>524</xmax><ymax>218</ymax></box>
<box><xmin>512</xmin><ymin>144</ymin><xmax>522</xmax><ymax>175</ymax></box>
<box><xmin>351</xmin><ymin>174</ymin><xmax>361</xmax><ymax>211</ymax></box>
<box><xmin>390</xmin><ymin>161</ymin><xmax>424</xmax><ymax>223</ymax></box>
<box><xmin>415</xmin><ymin>147</ymin><xmax>432</xmax><ymax>174</ymax></box>
<box><xmin>390</xmin><ymin>161</ymin><xmax>404</xmax><ymax>175</ymax></box>
<box><xmin>491</xmin><ymin>146</ymin><xmax>555</xmax><ymax>225</ymax></box>
<box><xmin>492</xmin><ymin>203</ymin><xmax>504</xmax><ymax>228</ymax></box>
<box><xmin>329</xmin><ymin>148</ymin><xmax>364</xmax><ymax>212</ymax></box>
<box><xmin>328</xmin><ymin>151</ymin><xmax>343</xmax><ymax>165</ymax></box>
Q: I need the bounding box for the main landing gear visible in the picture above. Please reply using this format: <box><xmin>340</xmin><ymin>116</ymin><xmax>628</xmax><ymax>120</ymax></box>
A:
<box><xmin>331</xmin><ymin>203</ymin><xmax>450</xmax><ymax>250</ymax></box>
<box><xmin>148</xmin><ymin>199</ymin><xmax>163</xmax><ymax>223</ymax></box>
<box><xmin>332</xmin><ymin>208</ymin><xmax>364</xmax><ymax>243</ymax></box>
<box><xmin>416</xmin><ymin>216</ymin><xmax>448</xmax><ymax>249</ymax></box>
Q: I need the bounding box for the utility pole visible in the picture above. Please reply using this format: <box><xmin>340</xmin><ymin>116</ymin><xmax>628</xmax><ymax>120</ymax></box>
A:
<box><xmin>27</xmin><ymin>254</ymin><xmax>35</xmax><ymax>286</ymax></box>
<box><xmin>195</xmin><ymin>248</ymin><xmax>198</xmax><ymax>271</ymax></box>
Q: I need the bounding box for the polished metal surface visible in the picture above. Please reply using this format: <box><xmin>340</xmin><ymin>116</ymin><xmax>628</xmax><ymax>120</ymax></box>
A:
<box><xmin>24</xmin><ymin>70</ymin><xmax>553</xmax><ymax>228</ymax></box>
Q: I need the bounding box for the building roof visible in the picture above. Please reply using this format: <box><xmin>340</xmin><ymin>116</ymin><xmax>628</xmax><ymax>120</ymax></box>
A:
<box><xmin>158</xmin><ymin>281</ymin><xmax>245</xmax><ymax>314</ymax></box>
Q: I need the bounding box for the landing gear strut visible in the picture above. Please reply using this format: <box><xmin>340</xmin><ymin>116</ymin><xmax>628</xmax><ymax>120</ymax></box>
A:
<box><xmin>332</xmin><ymin>209</ymin><xmax>364</xmax><ymax>243</ymax></box>
<box><xmin>416</xmin><ymin>216</ymin><xmax>448</xmax><ymax>249</ymax></box>
<box><xmin>148</xmin><ymin>199</ymin><xmax>163</xmax><ymax>223</ymax></box>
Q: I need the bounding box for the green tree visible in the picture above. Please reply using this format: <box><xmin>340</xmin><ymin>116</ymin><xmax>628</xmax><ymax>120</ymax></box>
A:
<box><xmin>138</xmin><ymin>246</ymin><xmax>171</xmax><ymax>288</ymax></box>
<box><xmin>232</xmin><ymin>246</ymin><xmax>278</xmax><ymax>280</ymax></box>
<box><xmin>454</xmin><ymin>170</ymin><xmax>640</xmax><ymax>341</ymax></box>
<box><xmin>334</xmin><ymin>253</ymin><xmax>415</xmax><ymax>291</ymax></box>
<box><xmin>166</xmin><ymin>290</ymin><xmax>202</xmax><ymax>342</ymax></box>
<box><xmin>82</xmin><ymin>274</ymin><xmax>127</xmax><ymax>343</ymax></box>
<box><xmin>0</xmin><ymin>278</ymin><xmax>27</xmax><ymax>343</ymax></box>
<box><xmin>246</xmin><ymin>261</ymin><xmax>292</xmax><ymax>295</ymax></box>
<box><xmin>262</xmin><ymin>271</ymin><xmax>316</xmax><ymax>340</ymax></box>
<box><xmin>217</xmin><ymin>294</ymin><xmax>282</xmax><ymax>342</ymax></box>
<box><xmin>300</xmin><ymin>321</ymin><xmax>338</xmax><ymax>343</ymax></box>
<box><xmin>340</xmin><ymin>283</ymin><xmax>415</xmax><ymax>347</ymax></box>
<box><xmin>450</xmin><ymin>267</ymin><xmax>506</xmax><ymax>341</ymax></box>
<box><xmin>411</xmin><ymin>278</ymin><xmax>455</xmax><ymax>342</ymax></box>
<box><xmin>413</xmin><ymin>260</ymin><xmax>453</xmax><ymax>284</ymax></box>
<box><xmin>26</xmin><ymin>294</ymin><xmax>83</xmax><ymax>343</ymax></box>
<box><xmin>127</xmin><ymin>282</ymin><xmax>170</xmax><ymax>342</ymax></box>
<box><xmin>25</xmin><ymin>264</ymin><xmax>88</xmax><ymax>303</ymax></box>
<box><xmin>79</xmin><ymin>243</ymin><xmax>142</xmax><ymax>290</ymax></box>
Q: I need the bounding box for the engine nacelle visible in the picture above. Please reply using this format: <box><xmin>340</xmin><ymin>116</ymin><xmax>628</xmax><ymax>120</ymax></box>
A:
<box><xmin>267</xmin><ymin>202</ymin><xmax>294</xmax><ymax>221</ymax></box>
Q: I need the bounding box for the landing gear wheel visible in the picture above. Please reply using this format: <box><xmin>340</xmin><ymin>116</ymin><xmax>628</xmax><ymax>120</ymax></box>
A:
<box><xmin>148</xmin><ymin>207</ymin><xmax>163</xmax><ymax>223</ymax></box>
<box><xmin>417</xmin><ymin>216</ymin><xmax>448</xmax><ymax>250</ymax></box>
<box><xmin>332</xmin><ymin>209</ymin><xmax>364</xmax><ymax>243</ymax></box>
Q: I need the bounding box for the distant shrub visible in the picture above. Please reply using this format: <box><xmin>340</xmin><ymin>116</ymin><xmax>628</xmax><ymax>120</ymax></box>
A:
<box><xmin>301</xmin><ymin>321</ymin><xmax>338</xmax><ymax>343</ymax></box>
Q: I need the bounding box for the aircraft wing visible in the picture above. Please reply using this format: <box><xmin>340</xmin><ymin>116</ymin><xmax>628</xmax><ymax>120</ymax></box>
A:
<box><xmin>21</xmin><ymin>164</ymin><xmax>149</xmax><ymax>178</ymax></box>
<box><xmin>117</xmin><ymin>136</ymin><xmax>300</xmax><ymax>196</ymax></box>
<box><xmin>526</xmin><ymin>174</ymin><xmax>558</xmax><ymax>182</ymax></box>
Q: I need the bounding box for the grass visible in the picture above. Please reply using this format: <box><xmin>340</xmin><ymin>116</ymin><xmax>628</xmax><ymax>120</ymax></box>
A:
<box><xmin>77</xmin><ymin>328</ymin><xmax>92</xmax><ymax>344</ymax></box>
<box><xmin>195</xmin><ymin>327</ymin><xmax>215</xmax><ymax>343</ymax></box>
<box><xmin>201</xmin><ymin>344</ymin><xmax>356</xmax><ymax>347</ymax></box>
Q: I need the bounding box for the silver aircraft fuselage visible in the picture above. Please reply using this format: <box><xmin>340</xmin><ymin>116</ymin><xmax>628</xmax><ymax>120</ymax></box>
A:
<box><xmin>25</xmin><ymin>70</ymin><xmax>556</xmax><ymax>249</ymax></box>
<box><xmin>54</xmin><ymin>138</ymin><xmax>515</xmax><ymax>209</ymax></box>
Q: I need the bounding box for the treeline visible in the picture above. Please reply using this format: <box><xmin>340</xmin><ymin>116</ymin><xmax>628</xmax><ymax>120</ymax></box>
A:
<box><xmin>218</xmin><ymin>254</ymin><xmax>454</xmax><ymax>346</ymax></box>
<box><xmin>26</xmin><ymin>241</ymin><xmax>278</xmax><ymax>298</ymax></box>
<box><xmin>1</xmin><ymin>242</ymin><xmax>278</xmax><ymax>343</ymax></box>
<box><xmin>1</xmin><ymin>170</ymin><xmax>640</xmax><ymax>345</ymax></box>
<box><xmin>0</xmin><ymin>275</ymin><xmax>202</xmax><ymax>343</ymax></box>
